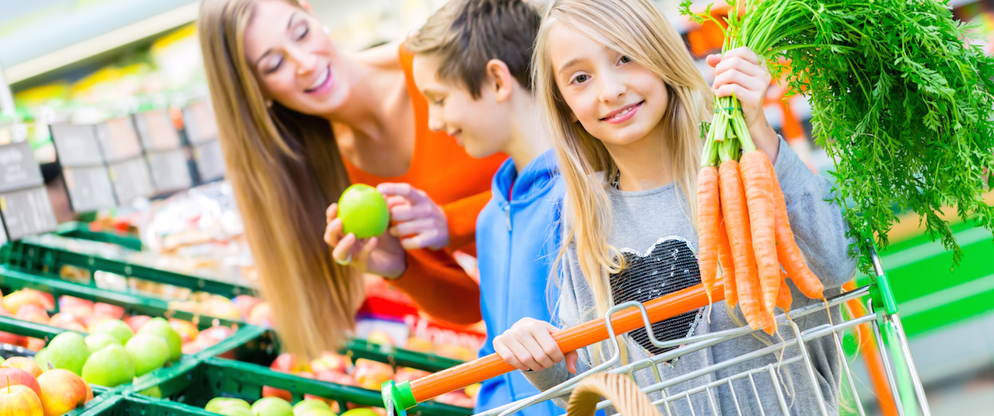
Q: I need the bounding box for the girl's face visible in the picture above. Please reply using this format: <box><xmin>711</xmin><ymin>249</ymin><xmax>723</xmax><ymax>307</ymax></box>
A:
<box><xmin>243</xmin><ymin>0</ymin><xmax>349</xmax><ymax>116</ymax></box>
<box><xmin>547</xmin><ymin>23</ymin><xmax>669</xmax><ymax>147</ymax></box>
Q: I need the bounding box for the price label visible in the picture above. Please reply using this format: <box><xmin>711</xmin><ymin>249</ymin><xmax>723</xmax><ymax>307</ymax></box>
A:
<box><xmin>95</xmin><ymin>118</ymin><xmax>143</xmax><ymax>162</ymax></box>
<box><xmin>50</xmin><ymin>124</ymin><xmax>104</xmax><ymax>166</ymax></box>
<box><xmin>193</xmin><ymin>140</ymin><xmax>226</xmax><ymax>183</ymax></box>
<box><xmin>63</xmin><ymin>166</ymin><xmax>116</xmax><ymax>212</ymax></box>
<box><xmin>108</xmin><ymin>158</ymin><xmax>155</xmax><ymax>205</ymax></box>
<box><xmin>134</xmin><ymin>111</ymin><xmax>182</xmax><ymax>151</ymax></box>
<box><xmin>0</xmin><ymin>142</ymin><xmax>44</xmax><ymax>193</ymax></box>
<box><xmin>146</xmin><ymin>149</ymin><xmax>193</xmax><ymax>193</ymax></box>
<box><xmin>182</xmin><ymin>101</ymin><xmax>219</xmax><ymax>145</ymax></box>
<box><xmin>0</xmin><ymin>187</ymin><xmax>58</xmax><ymax>240</ymax></box>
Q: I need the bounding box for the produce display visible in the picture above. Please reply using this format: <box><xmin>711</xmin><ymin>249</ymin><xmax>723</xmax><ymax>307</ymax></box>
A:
<box><xmin>204</xmin><ymin>396</ymin><xmax>383</xmax><ymax>416</ymax></box>
<box><xmin>683</xmin><ymin>0</ymin><xmax>994</xmax><ymax>272</ymax></box>
<box><xmin>0</xmin><ymin>353</ymin><xmax>95</xmax><ymax>415</ymax></box>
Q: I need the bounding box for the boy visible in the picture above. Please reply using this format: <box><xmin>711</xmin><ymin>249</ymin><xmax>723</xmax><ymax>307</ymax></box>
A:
<box><xmin>378</xmin><ymin>0</ymin><xmax>564</xmax><ymax>413</ymax></box>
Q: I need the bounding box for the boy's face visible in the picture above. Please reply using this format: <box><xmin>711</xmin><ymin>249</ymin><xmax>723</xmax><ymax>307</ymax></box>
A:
<box><xmin>412</xmin><ymin>54</ymin><xmax>513</xmax><ymax>159</ymax></box>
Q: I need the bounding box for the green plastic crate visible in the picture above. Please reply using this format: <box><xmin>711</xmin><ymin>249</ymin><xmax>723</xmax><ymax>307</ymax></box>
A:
<box><xmin>55</xmin><ymin>222</ymin><xmax>143</xmax><ymax>251</ymax></box>
<box><xmin>0</xmin><ymin>235</ymin><xmax>256</xmax><ymax>299</ymax></box>
<box><xmin>78</xmin><ymin>394</ymin><xmax>208</xmax><ymax>416</ymax></box>
<box><xmin>127</xmin><ymin>357</ymin><xmax>472</xmax><ymax>416</ymax></box>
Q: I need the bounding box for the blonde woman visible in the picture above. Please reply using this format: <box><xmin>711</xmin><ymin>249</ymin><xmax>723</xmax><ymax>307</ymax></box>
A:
<box><xmin>492</xmin><ymin>0</ymin><xmax>856</xmax><ymax>414</ymax></box>
<box><xmin>197</xmin><ymin>0</ymin><xmax>506</xmax><ymax>358</ymax></box>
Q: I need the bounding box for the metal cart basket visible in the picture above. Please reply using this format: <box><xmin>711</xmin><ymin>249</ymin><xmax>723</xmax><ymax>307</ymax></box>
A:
<box><xmin>383</xmin><ymin>243</ymin><xmax>931</xmax><ymax>416</ymax></box>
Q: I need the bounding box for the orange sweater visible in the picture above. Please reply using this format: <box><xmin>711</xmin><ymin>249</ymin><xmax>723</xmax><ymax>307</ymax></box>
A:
<box><xmin>343</xmin><ymin>44</ymin><xmax>506</xmax><ymax>325</ymax></box>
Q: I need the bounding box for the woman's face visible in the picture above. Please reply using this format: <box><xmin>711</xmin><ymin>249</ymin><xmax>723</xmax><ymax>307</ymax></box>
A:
<box><xmin>243</xmin><ymin>0</ymin><xmax>348</xmax><ymax>116</ymax></box>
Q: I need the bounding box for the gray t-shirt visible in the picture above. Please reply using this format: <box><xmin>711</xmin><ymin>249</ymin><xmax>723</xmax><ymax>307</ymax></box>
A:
<box><xmin>523</xmin><ymin>138</ymin><xmax>857</xmax><ymax>415</ymax></box>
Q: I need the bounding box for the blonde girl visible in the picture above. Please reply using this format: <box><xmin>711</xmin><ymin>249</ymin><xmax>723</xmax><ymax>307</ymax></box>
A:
<box><xmin>492</xmin><ymin>0</ymin><xmax>856</xmax><ymax>414</ymax></box>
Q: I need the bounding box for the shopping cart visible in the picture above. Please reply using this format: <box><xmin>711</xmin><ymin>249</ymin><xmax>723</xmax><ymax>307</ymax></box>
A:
<box><xmin>382</xmin><ymin>241</ymin><xmax>931</xmax><ymax>416</ymax></box>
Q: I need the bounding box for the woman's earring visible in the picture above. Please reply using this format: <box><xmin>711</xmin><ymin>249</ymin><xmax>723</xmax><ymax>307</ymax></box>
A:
<box><xmin>323</xmin><ymin>26</ymin><xmax>331</xmax><ymax>35</ymax></box>
<box><xmin>265</xmin><ymin>100</ymin><xmax>274</xmax><ymax>108</ymax></box>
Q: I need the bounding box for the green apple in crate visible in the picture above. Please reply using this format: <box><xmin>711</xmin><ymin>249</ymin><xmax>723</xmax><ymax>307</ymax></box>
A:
<box><xmin>252</xmin><ymin>397</ymin><xmax>294</xmax><ymax>416</ymax></box>
<box><xmin>125</xmin><ymin>334</ymin><xmax>170</xmax><ymax>376</ymax></box>
<box><xmin>293</xmin><ymin>399</ymin><xmax>333</xmax><ymax>416</ymax></box>
<box><xmin>84</xmin><ymin>333</ymin><xmax>121</xmax><ymax>353</ymax></box>
<box><xmin>34</xmin><ymin>332</ymin><xmax>90</xmax><ymax>375</ymax></box>
<box><xmin>82</xmin><ymin>344</ymin><xmax>135</xmax><ymax>387</ymax></box>
<box><xmin>92</xmin><ymin>319</ymin><xmax>134</xmax><ymax>344</ymax></box>
<box><xmin>206</xmin><ymin>397</ymin><xmax>253</xmax><ymax>415</ymax></box>
<box><xmin>138</xmin><ymin>317</ymin><xmax>183</xmax><ymax>361</ymax></box>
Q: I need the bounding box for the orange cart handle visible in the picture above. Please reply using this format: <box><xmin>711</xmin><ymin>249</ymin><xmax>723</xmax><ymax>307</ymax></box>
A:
<box><xmin>403</xmin><ymin>282</ymin><xmax>724</xmax><ymax>405</ymax></box>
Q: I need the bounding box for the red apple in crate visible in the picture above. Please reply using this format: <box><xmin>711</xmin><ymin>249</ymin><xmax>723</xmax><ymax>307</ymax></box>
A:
<box><xmin>200</xmin><ymin>297</ymin><xmax>241</xmax><ymax>321</ymax></box>
<box><xmin>316</xmin><ymin>370</ymin><xmax>358</xmax><ymax>387</ymax></box>
<box><xmin>124</xmin><ymin>315</ymin><xmax>153</xmax><ymax>333</ymax></box>
<box><xmin>231</xmin><ymin>295</ymin><xmax>262</xmax><ymax>320</ymax></box>
<box><xmin>3</xmin><ymin>290</ymin><xmax>46</xmax><ymax>315</ymax></box>
<box><xmin>181</xmin><ymin>342</ymin><xmax>203</xmax><ymax>355</ymax></box>
<box><xmin>83</xmin><ymin>314</ymin><xmax>114</xmax><ymax>332</ymax></box>
<box><xmin>15</xmin><ymin>305</ymin><xmax>50</xmax><ymax>325</ymax></box>
<box><xmin>0</xmin><ymin>367</ymin><xmax>41</xmax><ymax>397</ymax></box>
<box><xmin>32</xmin><ymin>290</ymin><xmax>55</xmax><ymax>312</ymax></box>
<box><xmin>93</xmin><ymin>303</ymin><xmax>125</xmax><ymax>320</ymax></box>
<box><xmin>310</xmin><ymin>352</ymin><xmax>350</xmax><ymax>374</ymax></box>
<box><xmin>270</xmin><ymin>353</ymin><xmax>309</xmax><ymax>373</ymax></box>
<box><xmin>48</xmin><ymin>314</ymin><xmax>87</xmax><ymax>333</ymax></box>
<box><xmin>196</xmin><ymin>326</ymin><xmax>234</xmax><ymax>346</ymax></box>
<box><xmin>26</xmin><ymin>338</ymin><xmax>46</xmax><ymax>352</ymax></box>
<box><xmin>0</xmin><ymin>331</ymin><xmax>28</xmax><ymax>348</ymax></box>
<box><xmin>352</xmin><ymin>359</ymin><xmax>394</xmax><ymax>391</ymax></box>
<box><xmin>0</xmin><ymin>384</ymin><xmax>43</xmax><ymax>416</ymax></box>
<box><xmin>393</xmin><ymin>367</ymin><xmax>430</xmax><ymax>383</ymax></box>
<box><xmin>261</xmin><ymin>385</ymin><xmax>292</xmax><ymax>401</ymax></box>
<box><xmin>247</xmin><ymin>303</ymin><xmax>273</xmax><ymax>327</ymax></box>
<box><xmin>1</xmin><ymin>357</ymin><xmax>43</xmax><ymax>378</ymax></box>
<box><xmin>168</xmin><ymin>319</ymin><xmax>199</xmax><ymax>343</ymax></box>
<box><xmin>37</xmin><ymin>369</ymin><xmax>91</xmax><ymax>416</ymax></box>
<box><xmin>58</xmin><ymin>296</ymin><xmax>94</xmax><ymax>315</ymax></box>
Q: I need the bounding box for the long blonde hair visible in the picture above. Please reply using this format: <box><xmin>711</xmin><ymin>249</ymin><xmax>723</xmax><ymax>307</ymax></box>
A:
<box><xmin>536</xmin><ymin>0</ymin><xmax>713</xmax><ymax>334</ymax></box>
<box><xmin>198</xmin><ymin>0</ymin><xmax>363</xmax><ymax>358</ymax></box>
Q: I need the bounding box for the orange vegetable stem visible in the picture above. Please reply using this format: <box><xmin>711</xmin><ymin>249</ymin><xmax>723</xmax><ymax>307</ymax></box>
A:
<box><xmin>408</xmin><ymin>283</ymin><xmax>726</xmax><ymax>403</ymax></box>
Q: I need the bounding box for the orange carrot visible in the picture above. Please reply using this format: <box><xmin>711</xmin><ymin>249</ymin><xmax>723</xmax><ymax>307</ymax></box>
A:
<box><xmin>740</xmin><ymin>150</ymin><xmax>780</xmax><ymax>313</ymax></box>
<box><xmin>768</xmin><ymin>162</ymin><xmax>824</xmax><ymax>299</ymax></box>
<box><xmin>697</xmin><ymin>166</ymin><xmax>721</xmax><ymax>304</ymax></box>
<box><xmin>719</xmin><ymin>160</ymin><xmax>762</xmax><ymax>330</ymax></box>
<box><xmin>717</xmin><ymin>216</ymin><xmax>737</xmax><ymax>307</ymax></box>
<box><xmin>776</xmin><ymin>269</ymin><xmax>793</xmax><ymax>311</ymax></box>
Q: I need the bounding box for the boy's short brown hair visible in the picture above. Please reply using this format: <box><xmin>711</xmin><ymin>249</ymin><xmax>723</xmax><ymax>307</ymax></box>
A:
<box><xmin>406</xmin><ymin>0</ymin><xmax>541</xmax><ymax>99</ymax></box>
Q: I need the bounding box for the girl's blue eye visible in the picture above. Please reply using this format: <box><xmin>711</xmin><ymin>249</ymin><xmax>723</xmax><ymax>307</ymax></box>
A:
<box><xmin>620</xmin><ymin>56</ymin><xmax>631</xmax><ymax>64</ymax></box>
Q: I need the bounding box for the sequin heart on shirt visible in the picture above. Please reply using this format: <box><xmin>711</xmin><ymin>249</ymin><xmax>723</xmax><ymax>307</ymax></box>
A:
<box><xmin>610</xmin><ymin>237</ymin><xmax>703</xmax><ymax>358</ymax></box>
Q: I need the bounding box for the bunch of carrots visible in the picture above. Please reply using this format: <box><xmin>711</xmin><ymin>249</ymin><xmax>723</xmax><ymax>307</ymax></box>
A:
<box><xmin>696</xmin><ymin>101</ymin><xmax>824</xmax><ymax>334</ymax></box>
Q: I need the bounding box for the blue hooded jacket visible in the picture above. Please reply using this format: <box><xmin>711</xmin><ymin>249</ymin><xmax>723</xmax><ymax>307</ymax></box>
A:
<box><xmin>474</xmin><ymin>150</ymin><xmax>564</xmax><ymax>415</ymax></box>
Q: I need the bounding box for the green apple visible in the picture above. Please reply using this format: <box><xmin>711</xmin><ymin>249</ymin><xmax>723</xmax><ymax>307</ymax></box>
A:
<box><xmin>138</xmin><ymin>317</ymin><xmax>183</xmax><ymax>362</ymax></box>
<box><xmin>206</xmin><ymin>397</ymin><xmax>252</xmax><ymax>412</ymax></box>
<box><xmin>85</xmin><ymin>333</ymin><xmax>121</xmax><ymax>353</ymax></box>
<box><xmin>293</xmin><ymin>399</ymin><xmax>332</xmax><ymax>415</ymax></box>
<box><xmin>81</xmin><ymin>344</ymin><xmax>135</xmax><ymax>387</ymax></box>
<box><xmin>337</xmin><ymin>184</ymin><xmax>389</xmax><ymax>238</ymax></box>
<box><xmin>340</xmin><ymin>409</ymin><xmax>379</xmax><ymax>416</ymax></box>
<box><xmin>92</xmin><ymin>319</ymin><xmax>134</xmax><ymax>344</ymax></box>
<box><xmin>251</xmin><ymin>397</ymin><xmax>293</xmax><ymax>416</ymax></box>
<box><xmin>125</xmin><ymin>334</ymin><xmax>170</xmax><ymax>376</ymax></box>
<box><xmin>36</xmin><ymin>332</ymin><xmax>90</xmax><ymax>375</ymax></box>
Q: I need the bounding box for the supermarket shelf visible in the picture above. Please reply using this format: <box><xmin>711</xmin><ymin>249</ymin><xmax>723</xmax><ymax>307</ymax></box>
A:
<box><xmin>3</xmin><ymin>1</ymin><xmax>199</xmax><ymax>87</ymax></box>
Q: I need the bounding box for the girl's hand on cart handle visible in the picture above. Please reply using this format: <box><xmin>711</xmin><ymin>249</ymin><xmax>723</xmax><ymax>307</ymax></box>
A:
<box><xmin>708</xmin><ymin>47</ymin><xmax>780</xmax><ymax>162</ymax></box>
<box><xmin>325</xmin><ymin>203</ymin><xmax>407</xmax><ymax>278</ymax></box>
<box><xmin>378</xmin><ymin>183</ymin><xmax>450</xmax><ymax>251</ymax></box>
<box><xmin>493</xmin><ymin>318</ymin><xmax>579</xmax><ymax>374</ymax></box>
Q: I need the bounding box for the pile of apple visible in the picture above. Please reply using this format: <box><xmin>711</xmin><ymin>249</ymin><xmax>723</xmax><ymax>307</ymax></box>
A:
<box><xmin>264</xmin><ymin>352</ymin><xmax>477</xmax><ymax>409</ymax></box>
<box><xmin>204</xmin><ymin>396</ymin><xmax>384</xmax><ymax>416</ymax></box>
<box><xmin>0</xmin><ymin>355</ymin><xmax>93</xmax><ymax>416</ymax></box>
<box><xmin>29</xmin><ymin>315</ymin><xmax>183</xmax><ymax>388</ymax></box>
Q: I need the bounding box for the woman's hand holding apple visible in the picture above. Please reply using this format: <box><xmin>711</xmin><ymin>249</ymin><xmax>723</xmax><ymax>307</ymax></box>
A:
<box><xmin>324</xmin><ymin>203</ymin><xmax>407</xmax><ymax>279</ymax></box>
